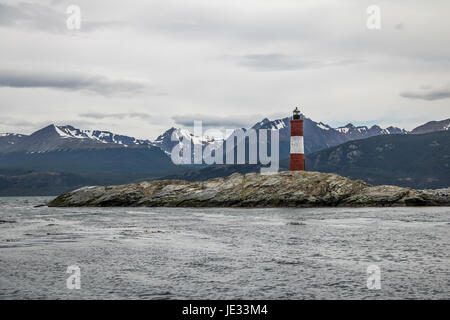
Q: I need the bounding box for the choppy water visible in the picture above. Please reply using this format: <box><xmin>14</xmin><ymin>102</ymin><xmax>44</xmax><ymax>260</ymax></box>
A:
<box><xmin>0</xmin><ymin>197</ymin><xmax>449</xmax><ymax>300</ymax></box>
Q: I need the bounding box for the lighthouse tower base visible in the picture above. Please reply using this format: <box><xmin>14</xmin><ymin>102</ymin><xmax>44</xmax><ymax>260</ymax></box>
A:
<box><xmin>290</xmin><ymin>154</ymin><xmax>305</xmax><ymax>171</ymax></box>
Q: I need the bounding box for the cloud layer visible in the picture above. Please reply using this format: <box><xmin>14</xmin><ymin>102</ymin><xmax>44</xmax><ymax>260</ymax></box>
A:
<box><xmin>0</xmin><ymin>0</ymin><xmax>449</xmax><ymax>139</ymax></box>
<box><xmin>80</xmin><ymin>112</ymin><xmax>153</xmax><ymax>121</ymax></box>
<box><xmin>0</xmin><ymin>2</ymin><xmax>122</xmax><ymax>32</ymax></box>
<box><xmin>0</xmin><ymin>70</ymin><xmax>152</xmax><ymax>95</ymax></box>
<box><xmin>400</xmin><ymin>85</ymin><xmax>450</xmax><ymax>101</ymax></box>
<box><xmin>172</xmin><ymin>114</ymin><xmax>258</xmax><ymax>128</ymax></box>
<box><xmin>229</xmin><ymin>54</ymin><xmax>361</xmax><ymax>72</ymax></box>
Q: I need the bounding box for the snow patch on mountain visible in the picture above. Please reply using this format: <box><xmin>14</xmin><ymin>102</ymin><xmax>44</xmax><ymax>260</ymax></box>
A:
<box><xmin>54</xmin><ymin>125</ymin><xmax>73</xmax><ymax>139</ymax></box>
<box><xmin>336</xmin><ymin>127</ymin><xmax>350</xmax><ymax>134</ymax></box>
<box><xmin>154</xmin><ymin>127</ymin><xmax>217</xmax><ymax>156</ymax></box>
<box><xmin>53</xmin><ymin>125</ymin><xmax>153</xmax><ymax>147</ymax></box>
<box><xmin>317</xmin><ymin>122</ymin><xmax>331</xmax><ymax>131</ymax></box>
<box><xmin>0</xmin><ymin>133</ymin><xmax>25</xmax><ymax>138</ymax></box>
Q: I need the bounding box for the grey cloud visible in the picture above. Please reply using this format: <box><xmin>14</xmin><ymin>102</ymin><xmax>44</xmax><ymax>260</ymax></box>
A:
<box><xmin>138</xmin><ymin>2</ymin><xmax>450</xmax><ymax>67</ymax></box>
<box><xmin>0</xmin><ymin>3</ymin><xmax>26</xmax><ymax>26</ymax></box>
<box><xmin>82</xmin><ymin>20</ymin><xmax>126</xmax><ymax>32</ymax></box>
<box><xmin>172</xmin><ymin>114</ymin><xmax>258</xmax><ymax>128</ymax></box>
<box><xmin>0</xmin><ymin>70</ymin><xmax>153</xmax><ymax>96</ymax></box>
<box><xmin>56</xmin><ymin>119</ymin><xmax>97</xmax><ymax>127</ymax></box>
<box><xmin>395</xmin><ymin>23</ymin><xmax>405</xmax><ymax>31</ymax></box>
<box><xmin>0</xmin><ymin>2</ymin><xmax>123</xmax><ymax>33</ymax></box>
<box><xmin>400</xmin><ymin>86</ymin><xmax>450</xmax><ymax>101</ymax></box>
<box><xmin>80</xmin><ymin>112</ymin><xmax>153</xmax><ymax>121</ymax></box>
<box><xmin>0</xmin><ymin>2</ymin><xmax>67</xmax><ymax>32</ymax></box>
<box><xmin>138</xmin><ymin>2</ymin><xmax>322</xmax><ymax>44</ymax></box>
<box><xmin>0</xmin><ymin>116</ymin><xmax>36</xmax><ymax>128</ymax></box>
<box><xmin>0</xmin><ymin>117</ymin><xmax>98</xmax><ymax>136</ymax></box>
<box><xmin>228</xmin><ymin>54</ymin><xmax>361</xmax><ymax>72</ymax></box>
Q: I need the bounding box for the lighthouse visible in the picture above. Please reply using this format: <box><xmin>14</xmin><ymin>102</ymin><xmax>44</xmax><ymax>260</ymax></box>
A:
<box><xmin>290</xmin><ymin>107</ymin><xmax>305</xmax><ymax>171</ymax></box>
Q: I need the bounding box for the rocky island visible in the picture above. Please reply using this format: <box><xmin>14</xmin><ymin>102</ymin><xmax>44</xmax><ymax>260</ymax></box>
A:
<box><xmin>48</xmin><ymin>171</ymin><xmax>450</xmax><ymax>207</ymax></box>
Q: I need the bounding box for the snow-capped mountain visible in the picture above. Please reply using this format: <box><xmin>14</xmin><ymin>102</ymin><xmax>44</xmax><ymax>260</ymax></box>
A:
<box><xmin>246</xmin><ymin>116</ymin><xmax>409</xmax><ymax>157</ymax></box>
<box><xmin>251</xmin><ymin>118</ymin><xmax>288</xmax><ymax>131</ymax></box>
<box><xmin>153</xmin><ymin>127</ymin><xmax>219</xmax><ymax>158</ymax></box>
<box><xmin>0</xmin><ymin>124</ymin><xmax>153</xmax><ymax>153</ymax></box>
<box><xmin>52</xmin><ymin>125</ymin><xmax>153</xmax><ymax>146</ymax></box>
<box><xmin>335</xmin><ymin>123</ymin><xmax>408</xmax><ymax>136</ymax></box>
<box><xmin>1</xmin><ymin>116</ymin><xmax>444</xmax><ymax>158</ymax></box>
<box><xmin>254</xmin><ymin>116</ymin><xmax>407</xmax><ymax>139</ymax></box>
<box><xmin>154</xmin><ymin>127</ymin><xmax>192</xmax><ymax>155</ymax></box>
<box><xmin>153</xmin><ymin>115</ymin><xmax>410</xmax><ymax>162</ymax></box>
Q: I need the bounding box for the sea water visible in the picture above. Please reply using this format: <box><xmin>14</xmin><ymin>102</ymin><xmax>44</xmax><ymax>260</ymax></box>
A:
<box><xmin>0</xmin><ymin>197</ymin><xmax>449</xmax><ymax>299</ymax></box>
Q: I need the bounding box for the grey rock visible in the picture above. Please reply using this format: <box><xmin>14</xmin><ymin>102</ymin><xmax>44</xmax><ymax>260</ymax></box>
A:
<box><xmin>48</xmin><ymin>171</ymin><xmax>450</xmax><ymax>207</ymax></box>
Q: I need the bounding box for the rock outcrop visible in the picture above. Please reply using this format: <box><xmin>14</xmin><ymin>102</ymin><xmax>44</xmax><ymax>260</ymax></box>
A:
<box><xmin>48</xmin><ymin>171</ymin><xmax>449</xmax><ymax>207</ymax></box>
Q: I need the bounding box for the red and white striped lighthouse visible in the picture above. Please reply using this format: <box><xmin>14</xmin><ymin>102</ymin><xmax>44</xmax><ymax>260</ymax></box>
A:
<box><xmin>290</xmin><ymin>107</ymin><xmax>305</xmax><ymax>171</ymax></box>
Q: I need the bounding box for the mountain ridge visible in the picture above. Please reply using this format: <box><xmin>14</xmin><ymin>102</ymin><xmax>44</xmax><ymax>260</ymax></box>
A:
<box><xmin>307</xmin><ymin>130</ymin><xmax>450</xmax><ymax>189</ymax></box>
<box><xmin>0</xmin><ymin>115</ymin><xmax>413</xmax><ymax>156</ymax></box>
<box><xmin>0</xmin><ymin>124</ymin><xmax>154</xmax><ymax>153</ymax></box>
<box><xmin>410</xmin><ymin>118</ymin><xmax>450</xmax><ymax>135</ymax></box>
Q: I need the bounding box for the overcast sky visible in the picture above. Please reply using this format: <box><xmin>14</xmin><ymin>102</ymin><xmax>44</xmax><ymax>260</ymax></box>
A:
<box><xmin>0</xmin><ymin>0</ymin><xmax>449</xmax><ymax>139</ymax></box>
